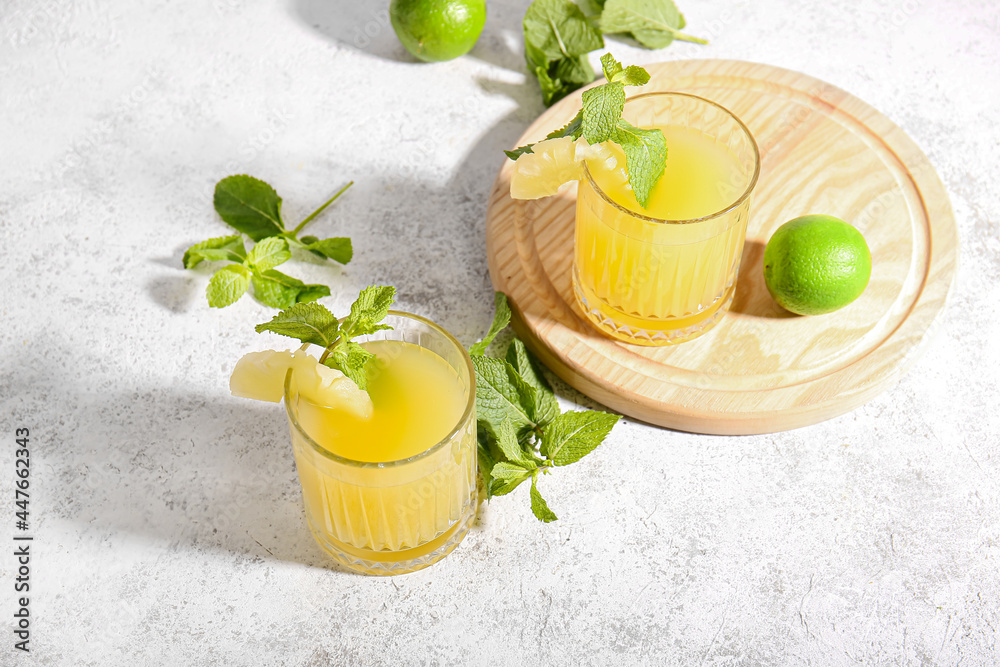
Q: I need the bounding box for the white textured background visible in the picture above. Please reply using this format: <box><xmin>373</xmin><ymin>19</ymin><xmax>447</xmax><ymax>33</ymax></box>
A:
<box><xmin>1</xmin><ymin>0</ymin><xmax>998</xmax><ymax>665</ymax></box>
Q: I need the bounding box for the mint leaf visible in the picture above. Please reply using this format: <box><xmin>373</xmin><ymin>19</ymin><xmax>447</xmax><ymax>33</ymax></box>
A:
<box><xmin>472</xmin><ymin>356</ymin><xmax>538</xmax><ymax>436</ymax></box>
<box><xmin>600</xmin><ymin>52</ymin><xmax>624</xmax><ymax>80</ymax></box>
<box><xmin>530</xmin><ymin>388</ymin><xmax>560</xmax><ymax>431</ymax></box>
<box><xmin>524</xmin><ymin>41</ymin><xmax>570</xmax><ymax>108</ymax></box>
<box><xmin>254</xmin><ymin>302</ymin><xmax>340</xmax><ymax>347</ymax></box>
<box><xmin>523</xmin><ymin>0</ymin><xmax>603</xmax><ymax>63</ymax></box>
<box><xmin>251</xmin><ymin>269</ymin><xmax>330</xmax><ymax>309</ymax></box>
<box><xmin>553</xmin><ymin>54</ymin><xmax>595</xmax><ymax>85</ymax></box>
<box><xmin>523</xmin><ymin>0</ymin><xmax>604</xmax><ymax>106</ymax></box>
<box><xmin>496</xmin><ymin>418</ymin><xmax>537</xmax><ymax>468</ymax></box>
<box><xmin>505</xmin><ymin>111</ymin><xmax>584</xmax><ymax>161</ymax></box>
<box><xmin>530</xmin><ymin>475</ymin><xmax>558</xmax><ymax>522</ymax></box>
<box><xmin>207</xmin><ymin>264</ymin><xmax>251</xmax><ymax>308</ymax></box>
<box><xmin>613</xmin><ymin>65</ymin><xmax>650</xmax><ymax>86</ymax></box>
<box><xmin>295</xmin><ymin>282</ymin><xmax>333</xmax><ymax>304</ymax></box>
<box><xmin>541</xmin><ymin>410</ymin><xmax>620</xmax><ymax>465</ymax></box>
<box><xmin>302</xmin><ymin>237</ymin><xmax>353</xmax><ymax>265</ymax></box>
<box><xmin>251</xmin><ymin>271</ymin><xmax>298</xmax><ymax>309</ymax></box>
<box><xmin>505</xmin><ymin>340</ymin><xmax>559</xmax><ymax>429</ymax></box>
<box><xmin>599</xmin><ymin>53</ymin><xmax>651</xmax><ymax>87</ymax></box>
<box><xmin>301</xmin><ymin>284</ymin><xmax>396</xmax><ymax>389</ymax></box>
<box><xmin>247</xmin><ymin>236</ymin><xmax>291</xmax><ymax>273</ymax></box>
<box><xmin>253</xmin><ymin>285</ymin><xmax>393</xmax><ymax>390</ymax></box>
<box><xmin>323</xmin><ymin>340</ymin><xmax>373</xmax><ymax>390</ymax></box>
<box><xmin>537</xmin><ymin>69</ymin><xmax>570</xmax><ymax>107</ymax></box>
<box><xmin>505</xmin><ymin>338</ymin><xmax>550</xmax><ymax>393</ymax></box>
<box><xmin>490</xmin><ymin>462</ymin><xmax>532</xmax><ymax>496</ymax></box>
<box><xmin>578</xmin><ymin>54</ymin><xmax>654</xmax><ymax>148</ymax></box>
<box><xmin>492</xmin><ymin>462</ymin><xmax>532</xmax><ymax>481</ymax></box>
<box><xmin>600</xmin><ymin>0</ymin><xmax>707</xmax><ymax>48</ymax></box>
<box><xmin>549</xmin><ymin>111</ymin><xmax>585</xmax><ymax>142</ymax></box>
<box><xmin>611</xmin><ymin>119</ymin><xmax>667</xmax><ymax>208</ymax></box>
<box><xmin>505</xmin><ymin>146</ymin><xmax>535</xmax><ymax>161</ymax></box>
<box><xmin>582</xmin><ymin>82</ymin><xmax>625</xmax><ymax>144</ymax></box>
<box><xmin>477</xmin><ymin>432</ymin><xmax>499</xmax><ymax>499</ymax></box>
<box><xmin>183</xmin><ymin>235</ymin><xmax>245</xmax><ymax>269</ymax></box>
<box><xmin>341</xmin><ymin>285</ymin><xmax>396</xmax><ymax>338</ymax></box>
<box><xmin>213</xmin><ymin>175</ymin><xmax>286</xmax><ymax>241</ymax></box>
<box><xmin>492</xmin><ymin>476</ymin><xmax>530</xmax><ymax>497</ymax></box>
<box><xmin>469</xmin><ymin>292</ymin><xmax>511</xmax><ymax>356</ymax></box>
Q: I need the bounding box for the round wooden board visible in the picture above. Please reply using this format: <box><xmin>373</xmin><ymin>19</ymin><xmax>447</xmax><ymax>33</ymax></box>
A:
<box><xmin>485</xmin><ymin>60</ymin><xmax>958</xmax><ymax>435</ymax></box>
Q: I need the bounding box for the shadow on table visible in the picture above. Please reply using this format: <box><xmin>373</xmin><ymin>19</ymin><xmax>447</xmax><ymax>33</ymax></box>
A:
<box><xmin>1</xmin><ymin>343</ymin><xmax>329</xmax><ymax>569</ymax></box>
<box><xmin>729</xmin><ymin>239</ymin><xmax>797</xmax><ymax>319</ymax></box>
<box><xmin>115</xmin><ymin>40</ymin><xmax>581</xmax><ymax>566</ymax></box>
<box><xmin>289</xmin><ymin>0</ymin><xmax>524</xmax><ymax>72</ymax></box>
<box><xmin>21</xmin><ymin>335</ymin><xmax>503</xmax><ymax>573</ymax></box>
<box><xmin>44</xmin><ymin>387</ymin><xmax>349</xmax><ymax>570</ymax></box>
<box><xmin>141</xmin><ymin>81</ymin><xmax>544</xmax><ymax>342</ymax></box>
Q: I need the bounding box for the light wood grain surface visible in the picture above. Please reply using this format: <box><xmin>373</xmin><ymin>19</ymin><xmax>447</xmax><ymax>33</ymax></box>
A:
<box><xmin>485</xmin><ymin>60</ymin><xmax>958</xmax><ymax>434</ymax></box>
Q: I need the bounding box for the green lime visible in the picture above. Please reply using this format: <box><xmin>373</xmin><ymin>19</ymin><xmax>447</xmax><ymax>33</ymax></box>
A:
<box><xmin>389</xmin><ymin>0</ymin><xmax>486</xmax><ymax>63</ymax></box>
<box><xmin>763</xmin><ymin>214</ymin><xmax>872</xmax><ymax>316</ymax></box>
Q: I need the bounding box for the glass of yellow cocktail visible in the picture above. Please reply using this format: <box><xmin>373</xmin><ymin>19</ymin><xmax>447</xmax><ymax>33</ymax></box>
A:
<box><xmin>284</xmin><ymin>312</ymin><xmax>477</xmax><ymax>575</ymax></box>
<box><xmin>573</xmin><ymin>92</ymin><xmax>760</xmax><ymax>345</ymax></box>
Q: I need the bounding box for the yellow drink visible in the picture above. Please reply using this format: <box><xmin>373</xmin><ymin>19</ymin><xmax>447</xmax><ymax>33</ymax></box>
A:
<box><xmin>297</xmin><ymin>341</ymin><xmax>466</xmax><ymax>463</ymax></box>
<box><xmin>285</xmin><ymin>314</ymin><xmax>477</xmax><ymax>575</ymax></box>
<box><xmin>588</xmin><ymin>126</ymin><xmax>744</xmax><ymax>220</ymax></box>
<box><xmin>573</xmin><ymin>93</ymin><xmax>760</xmax><ymax>345</ymax></box>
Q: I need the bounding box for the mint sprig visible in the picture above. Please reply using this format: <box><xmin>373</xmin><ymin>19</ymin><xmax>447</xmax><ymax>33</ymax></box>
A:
<box><xmin>521</xmin><ymin>0</ymin><xmax>705</xmax><ymax>106</ymax></box>
<box><xmin>253</xmin><ymin>285</ymin><xmax>396</xmax><ymax>390</ymax></box>
<box><xmin>507</xmin><ymin>54</ymin><xmax>667</xmax><ymax>207</ymax></box>
<box><xmin>600</xmin><ymin>0</ymin><xmax>707</xmax><ymax>49</ymax></box>
<box><xmin>523</xmin><ymin>0</ymin><xmax>604</xmax><ymax>106</ymax></box>
<box><xmin>470</xmin><ymin>292</ymin><xmax>621</xmax><ymax>522</ymax></box>
<box><xmin>184</xmin><ymin>175</ymin><xmax>354</xmax><ymax>309</ymax></box>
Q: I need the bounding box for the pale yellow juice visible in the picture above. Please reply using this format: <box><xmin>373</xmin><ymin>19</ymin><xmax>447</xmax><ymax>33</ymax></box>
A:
<box><xmin>574</xmin><ymin>124</ymin><xmax>752</xmax><ymax>343</ymax></box>
<box><xmin>287</xmin><ymin>339</ymin><xmax>476</xmax><ymax>566</ymax></box>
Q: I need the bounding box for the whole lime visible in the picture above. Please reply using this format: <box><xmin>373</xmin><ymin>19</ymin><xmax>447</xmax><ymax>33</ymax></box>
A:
<box><xmin>389</xmin><ymin>0</ymin><xmax>486</xmax><ymax>63</ymax></box>
<box><xmin>763</xmin><ymin>214</ymin><xmax>872</xmax><ymax>316</ymax></box>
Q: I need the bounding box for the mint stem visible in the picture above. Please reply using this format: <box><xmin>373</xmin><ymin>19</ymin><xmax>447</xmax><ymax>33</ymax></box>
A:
<box><xmin>673</xmin><ymin>32</ymin><xmax>709</xmax><ymax>45</ymax></box>
<box><xmin>292</xmin><ymin>181</ymin><xmax>354</xmax><ymax>236</ymax></box>
<box><xmin>317</xmin><ymin>337</ymin><xmax>338</xmax><ymax>366</ymax></box>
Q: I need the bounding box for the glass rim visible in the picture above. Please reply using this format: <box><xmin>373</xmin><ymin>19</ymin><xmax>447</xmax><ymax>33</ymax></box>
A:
<box><xmin>283</xmin><ymin>310</ymin><xmax>476</xmax><ymax>469</ymax></box>
<box><xmin>582</xmin><ymin>91</ymin><xmax>761</xmax><ymax>225</ymax></box>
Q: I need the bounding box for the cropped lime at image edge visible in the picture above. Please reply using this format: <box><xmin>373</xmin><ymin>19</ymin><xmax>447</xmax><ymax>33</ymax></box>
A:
<box><xmin>5</xmin><ymin>0</ymin><xmax>990</xmax><ymax>659</ymax></box>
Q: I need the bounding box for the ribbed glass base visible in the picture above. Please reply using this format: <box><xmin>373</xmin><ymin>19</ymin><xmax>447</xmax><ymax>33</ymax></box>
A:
<box><xmin>573</xmin><ymin>274</ymin><xmax>735</xmax><ymax>346</ymax></box>
<box><xmin>307</xmin><ymin>495</ymin><xmax>478</xmax><ymax>576</ymax></box>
